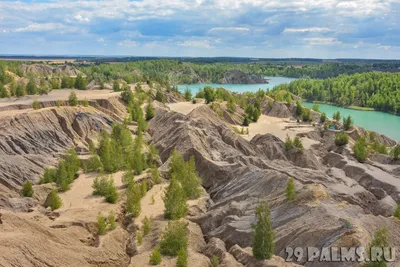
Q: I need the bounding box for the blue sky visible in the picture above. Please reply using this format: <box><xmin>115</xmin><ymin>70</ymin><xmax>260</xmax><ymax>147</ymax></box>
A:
<box><xmin>0</xmin><ymin>0</ymin><xmax>399</xmax><ymax>58</ymax></box>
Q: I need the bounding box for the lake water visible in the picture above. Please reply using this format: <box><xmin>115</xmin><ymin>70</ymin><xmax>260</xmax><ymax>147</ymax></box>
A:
<box><xmin>177</xmin><ymin>76</ymin><xmax>297</xmax><ymax>94</ymax></box>
<box><xmin>302</xmin><ymin>102</ymin><xmax>400</xmax><ymax>142</ymax></box>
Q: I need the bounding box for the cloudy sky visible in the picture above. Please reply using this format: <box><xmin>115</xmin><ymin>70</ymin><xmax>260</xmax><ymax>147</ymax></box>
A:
<box><xmin>0</xmin><ymin>0</ymin><xmax>399</xmax><ymax>58</ymax></box>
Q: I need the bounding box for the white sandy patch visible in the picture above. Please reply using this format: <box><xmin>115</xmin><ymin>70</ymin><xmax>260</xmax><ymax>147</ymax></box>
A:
<box><xmin>240</xmin><ymin>115</ymin><xmax>319</xmax><ymax>149</ymax></box>
<box><xmin>136</xmin><ymin>184</ymin><xmax>167</xmax><ymax>228</ymax></box>
<box><xmin>54</xmin><ymin>171</ymin><xmax>125</xmax><ymax>223</ymax></box>
<box><xmin>167</xmin><ymin>102</ymin><xmax>205</xmax><ymax>115</ymax></box>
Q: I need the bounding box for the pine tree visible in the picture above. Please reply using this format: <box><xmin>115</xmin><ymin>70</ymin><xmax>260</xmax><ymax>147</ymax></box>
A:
<box><xmin>296</xmin><ymin>101</ymin><xmax>303</xmax><ymax>116</ymax></box>
<box><xmin>113</xmin><ymin>80</ymin><xmax>120</xmax><ymax>92</ymax></box>
<box><xmin>284</xmin><ymin>135</ymin><xmax>294</xmax><ymax>151</ymax></box>
<box><xmin>151</xmin><ymin>167</ymin><xmax>161</xmax><ymax>184</ymax></box>
<box><xmin>391</xmin><ymin>144</ymin><xmax>400</xmax><ymax>160</ymax></box>
<box><xmin>26</xmin><ymin>78</ymin><xmax>37</xmax><ymax>95</ymax></box>
<box><xmin>146</xmin><ymin>101</ymin><xmax>155</xmax><ymax>121</ymax></box>
<box><xmin>149</xmin><ymin>247</ymin><xmax>162</xmax><ymax>265</ymax></box>
<box><xmin>354</xmin><ymin>137</ymin><xmax>368</xmax><ymax>162</ymax></box>
<box><xmin>56</xmin><ymin>161</ymin><xmax>70</xmax><ymax>192</ymax></box>
<box><xmin>104</xmin><ymin>177</ymin><xmax>118</xmax><ymax>204</ymax></box>
<box><xmin>293</xmin><ymin>136</ymin><xmax>304</xmax><ymax>152</ymax></box>
<box><xmin>184</xmin><ymin>88</ymin><xmax>192</xmax><ymax>101</ymax></box>
<box><xmin>126</xmin><ymin>182</ymin><xmax>142</xmax><ymax>217</ymax></box>
<box><xmin>320</xmin><ymin>112</ymin><xmax>326</xmax><ymax>123</ymax></box>
<box><xmin>343</xmin><ymin>115</ymin><xmax>354</xmax><ymax>130</ymax></box>
<box><xmin>97</xmin><ymin>213</ymin><xmax>108</xmax><ymax>235</ymax></box>
<box><xmin>74</xmin><ymin>74</ymin><xmax>86</xmax><ymax>90</ymax></box>
<box><xmin>141</xmin><ymin>180</ymin><xmax>147</xmax><ymax>197</ymax></box>
<box><xmin>394</xmin><ymin>204</ymin><xmax>400</xmax><ymax>219</ymax></box>
<box><xmin>252</xmin><ymin>201</ymin><xmax>275</xmax><ymax>260</ymax></box>
<box><xmin>0</xmin><ymin>82</ymin><xmax>8</xmax><ymax>98</ymax></box>
<box><xmin>22</xmin><ymin>181</ymin><xmax>34</xmax><ymax>197</ymax></box>
<box><xmin>366</xmin><ymin>228</ymin><xmax>389</xmax><ymax>267</ymax></box>
<box><xmin>32</xmin><ymin>99</ymin><xmax>40</xmax><ymax>110</ymax></box>
<box><xmin>159</xmin><ymin>221</ymin><xmax>188</xmax><ymax>256</ymax></box>
<box><xmin>285</xmin><ymin>177</ymin><xmax>296</xmax><ymax>201</ymax></box>
<box><xmin>68</xmin><ymin>91</ymin><xmax>78</xmax><ymax>106</ymax></box>
<box><xmin>163</xmin><ymin>176</ymin><xmax>188</xmax><ymax>220</ymax></box>
<box><xmin>242</xmin><ymin>115</ymin><xmax>250</xmax><ymax>126</ymax></box>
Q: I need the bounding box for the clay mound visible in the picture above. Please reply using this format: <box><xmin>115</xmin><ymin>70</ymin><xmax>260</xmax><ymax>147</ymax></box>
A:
<box><xmin>261</xmin><ymin>100</ymin><xmax>293</xmax><ymax>118</ymax></box>
<box><xmin>20</xmin><ymin>64</ymin><xmax>83</xmax><ymax>77</ymax></box>
<box><xmin>0</xmin><ymin>211</ymin><xmax>130</xmax><ymax>267</ymax></box>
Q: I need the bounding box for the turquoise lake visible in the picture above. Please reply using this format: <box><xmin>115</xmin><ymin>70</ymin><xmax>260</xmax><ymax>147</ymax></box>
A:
<box><xmin>302</xmin><ymin>103</ymin><xmax>400</xmax><ymax>142</ymax></box>
<box><xmin>177</xmin><ymin>76</ymin><xmax>298</xmax><ymax>94</ymax></box>
<box><xmin>178</xmin><ymin>76</ymin><xmax>400</xmax><ymax>142</ymax></box>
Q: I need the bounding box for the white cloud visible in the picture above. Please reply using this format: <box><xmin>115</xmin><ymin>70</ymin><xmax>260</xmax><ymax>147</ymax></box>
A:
<box><xmin>303</xmin><ymin>37</ymin><xmax>342</xmax><ymax>45</ymax></box>
<box><xmin>283</xmin><ymin>27</ymin><xmax>331</xmax><ymax>33</ymax></box>
<box><xmin>379</xmin><ymin>45</ymin><xmax>391</xmax><ymax>50</ymax></box>
<box><xmin>177</xmin><ymin>40</ymin><xmax>213</xmax><ymax>49</ymax></box>
<box><xmin>118</xmin><ymin>40</ymin><xmax>139</xmax><ymax>47</ymax></box>
<box><xmin>15</xmin><ymin>23</ymin><xmax>65</xmax><ymax>32</ymax></box>
<box><xmin>209</xmin><ymin>27</ymin><xmax>250</xmax><ymax>33</ymax></box>
<box><xmin>97</xmin><ymin>38</ymin><xmax>105</xmax><ymax>43</ymax></box>
<box><xmin>74</xmin><ymin>14</ymin><xmax>90</xmax><ymax>22</ymax></box>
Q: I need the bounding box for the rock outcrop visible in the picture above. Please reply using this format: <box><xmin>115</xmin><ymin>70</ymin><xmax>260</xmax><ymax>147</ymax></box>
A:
<box><xmin>223</xmin><ymin>70</ymin><xmax>268</xmax><ymax>84</ymax></box>
<box><xmin>148</xmin><ymin>104</ymin><xmax>400</xmax><ymax>267</ymax></box>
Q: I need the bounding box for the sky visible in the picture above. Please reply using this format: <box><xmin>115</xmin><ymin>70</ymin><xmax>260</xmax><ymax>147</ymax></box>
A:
<box><xmin>0</xmin><ymin>0</ymin><xmax>399</xmax><ymax>59</ymax></box>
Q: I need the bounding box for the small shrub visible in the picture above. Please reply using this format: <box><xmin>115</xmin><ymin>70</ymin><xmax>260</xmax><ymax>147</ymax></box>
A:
<box><xmin>32</xmin><ymin>99</ymin><xmax>40</xmax><ymax>110</ymax></box>
<box><xmin>82</xmin><ymin>98</ymin><xmax>89</xmax><ymax>107</ymax></box>
<box><xmin>137</xmin><ymin>231</ymin><xmax>143</xmax><ymax>245</ymax></box>
<box><xmin>176</xmin><ymin>248</ymin><xmax>188</xmax><ymax>267</ymax></box>
<box><xmin>149</xmin><ymin>247</ymin><xmax>162</xmax><ymax>265</ymax></box>
<box><xmin>151</xmin><ymin>167</ymin><xmax>161</xmax><ymax>184</ymax></box>
<box><xmin>301</xmin><ymin>108</ymin><xmax>312</xmax><ymax>122</ymax></box>
<box><xmin>151</xmin><ymin>195</ymin><xmax>155</xmax><ymax>204</ymax></box>
<box><xmin>394</xmin><ymin>204</ymin><xmax>400</xmax><ymax>219</ymax></box>
<box><xmin>343</xmin><ymin>219</ymin><xmax>352</xmax><ymax>229</ymax></box>
<box><xmin>122</xmin><ymin>170</ymin><xmax>134</xmax><ymax>186</ymax></box>
<box><xmin>366</xmin><ymin>228</ymin><xmax>389</xmax><ymax>267</ymax></box>
<box><xmin>312</xmin><ymin>104</ymin><xmax>319</xmax><ymax>112</ymax></box>
<box><xmin>333</xmin><ymin>111</ymin><xmax>341</xmax><ymax>121</ymax></box>
<box><xmin>46</xmin><ymin>189</ymin><xmax>62</xmax><ymax>210</ymax></box>
<box><xmin>285</xmin><ymin>177</ymin><xmax>296</xmax><ymax>201</ymax></box>
<box><xmin>320</xmin><ymin>112</ymin><xmax>326</xmax><ymax>123</ymax></box>
<box><xmin>295</xmin><ymin>101</ymin><xmax>302</xmax><ymax>116</ymax></box>
<box><xmin>159</xmin><ymin>221</ymin><xmax>188</xmax><ymax>256</ymax></box>
<box><xmin>39</xmin><ymin>168</ymin><xmax>57</xmax><ymax>184</ymax></box>
<box><xmin>335</xmin><ymin>133</ymin><xmax>349</xmax><ymax>146</ymax></box>
<box><xmin>284</xmin><ymin>135</ymin><xmax>294</xmax><ymax>151</ymax></box>
<box><xmin>68</xmin><ymin>91</ymin><xmax>78</xmax><ymax>106</ymax></box>
<box><xmin>22</xmin><ymin>181</ymin><xmax>34</xmax><ymax>197</ymax></box>
<box><xmin>252</xmin><ymin>201</ymin><xmax>275</xmax><ymax>260</ymax></box>
<box><xmin>354</xmin><ymin>137</ymin><xmax>368</xmax><ymax>162</ymax></box>
<box><xmin>108</xmin><ymin>211</ymin><xmax>117</xmax><ymax>230</ymax></box>
<box><xmin>56</xmin><ymin>100</ymin><xmax>62</xmax><ymax>107</ymax></box>
<box><xmin>390</xmin><ymin>144</ymin><xmax>400</xmax><ymax>160</ymax></box>
<box><xmin>343</xmin><ymin>115</ymin><xmax>353</xmax><ymax>130</ymax></box>
<box><xmin>163</xmin><ymin>176</ymin><xmax>188</xmax><ymax>220</ymax></box>
<box><xmin>293</xmin><ymin>136</ymin><xmax>304</xmax><ymax>152</ymax></box>
<box><xmin>141</xmin><ymin>179</ymin><xmax>147</xmax><ymax>197</ymax></box>
<box><xmin>84</xmin><ymin>154</ymin><xmax>103</xmax><ymax>173</ymax></box>
<box><xmin>211</xmin><ymin>256</ymin><xmax>219</xmax><ymax>267</ymax></box>
<box><xmin>242</xmin><ymin>115</ymin><xmax>250</xmax><ymax>126</ymax></box>
<box><xmin>126</xmin><ymin>182</ymin><xmax>141</xmax><ymax>217</ymax></box>
<box><xmin>92</xmin><ymin>174</ymin><xmax>118</xmax><ymax>203</ymax></box>
<box><xmin>371</xmin><ymin>141</ymin><xmax>387</xmax><ymax>155</ymax></box>
<box><xmin>97</xmin><ymin>213</ymin><xmax>108</xmax><ymax>235</ymax></box>
<box><xmin>142</xmin><ymin>216</ymin><xmax>151</xmax><ymax>236</ymax></box>
<box><xmin>192</xmin><ymin>98</ymin><xmax>197</xmax><ymax>104</ymax></box>
<box><xmin>146</xmin><ymin>101</ymin><xmax>155</xmax><ymax>120</ymax></box>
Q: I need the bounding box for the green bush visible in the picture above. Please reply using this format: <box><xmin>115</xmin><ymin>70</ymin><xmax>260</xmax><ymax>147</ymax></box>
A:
<box><xmin>211</xmin><ymin>256</ymin><xmax>219</xmax><ymax>267</ymax></box>
<box><xmin>335</xmin><ymin>133</ymin><xmax>349</xmax><ymax>146</ymax></box>
<box><xmin>68</xmin><ymin>91</ymin><xmax>78</xmax><ymax>106</ymax></box>
<box><xmin>39</xmin><ymin>168</ymin><xmax>57</xmax><ymax>184</ymax></box>
<box><xmin>312</xmin><ymin>104</ymin><xmax>319</xmax><ymax>112</ymax></box>
<box><xmin>84</xmin><ymin>154</ymin><xmax>103</xmax><ymax>173</ymax></box>
<box><xmin>371</xmin><ymin>141</ymin><xmax>387</xmax><ymax>155</ymax></box>
<box><xmin>143</xmin><ymin>216</ymin><xmax>151</xmax><ymax>236</ymax></box>
<box><xmin>295</xmin><ymin>101</ymin><xmax>302</xmax><ymax>116</ymax></box>
<box><xmin>293</xmin><ymin>136</ymin><xmax>304</xmax><ymax>152</ymax></box>
<box><xmin>320</xmin><ymin>112</ymin><xmax>326</xmax><ymax>123</ymax></box>
<box><xmin>242</xmin><ymin>115</ymin><xmax>250</xmax><ymax>126</ymax></box>
<box><xmin>163</xmin><ymin>176</ymin><xmax>188</xmax><ymax>220</ymax></box>
<box><xmin>149</xmin><ymin>247</ymin><xmax>162</xmax><ymax>265</ymax></box>
<box><xmin>126</xmin><ymin>182</ymin><xmax>142</xmax><ymax>217</ymax></box>
<box><xmin>151</xmin><ymin>167</ymin><xmax>161</xmax><ymax>184</ymax></box>
<box><xmin>333</xmin><ymin>111</ymin><xmax>341</xmax><ymax>121</ymax></box>
<box><xmin>184</xmin><ymin>88</ymin><xmax>192</xmax><ymax>101</ymax></box>
<box><xmin>159</xmin><ymin>221</ymin><xmax>188</xmax><ymax>256</ymax></box>
<box><xmin>122</xmin><ymin>170</ymin><xmax>134</xmax><ymax>186</ymax></box>
<box><xmin>141</xmin><ymin>180</ymin><xmax>147</xmax><ymax>197</ymax></box>
<box><xmin>366</xmin><ymin>228</ymin><xmax>389</xmax><ymax>267</ymax></box>
<box><xmin>343</xmin><ymin>115</ymin><xmax>353</xmax><ymax>130</ymax></box>
<box><xmin>354</xmin><ymin>137</ymin><xmax>368</xmax><ymax>162</ymax></box>
<box><xmin>146</xmin><ymin>101</ymin><xmax>155</xmax><ymax>120</ymax></box>
<box><xmin>394</xmin><ymin>204</ymin><xmax>400</xmax><ymax>219</ymax></box>
<box><xmin>285</xmin><ymin>177</ymin><xmax>296</xmax><ymax>201</ymax></box>
<box><xmin>252</xmin><ymin>201</ymin><xmax>275</xmax><ymax>260</ymax></box>
<box><xmin>46</xmin><ymin>189</ymin><xmax>62</xmax><ymax>210</ymax></box>
<box><xmin>22</xmin><ymin>181</ymin><xmax>34</xmax><ymax>197</ymax></box>
<box><xmin>56</xmin><ymin>99</ymin><xmax>62</xmax><ymax>107</ymax></box>
<box><xmin>301</xmin><ymin>108</ymin><xmax>312</xmax><ymax>122</ymax></box>
<box><xmin>137</xmin><ymin>231</ymin><xmax>143</xmax><ymax>245</ymax></box>
<box><xmin>108</xmin><ymin>211</ymin><xmax>117</xmax><ymax>230</ymax></box>
<box><xmin>97</xmin><ymin>213</ymin><xmax>108</xmax><ymax>235</ymax></box>
<box><xmin>92</xmin><ymin>174</ymin><xmax>118</xmax><ymax>203</ymax></box>
<box><xmin>390</xmin><ymin>144</ymin><xmax>400</xmax><ymax>160</ymax></box>
<box><xmin>82</xmin><ymin>98</ymin><xmax>89</xmax><ymax>107</ymax></box>
<box><xmin>32</xmin><ymin>99</ymin><xmax>41</xmax><ymax>110</ymax></box>
<box><xmin>284</xmin><ymin>135</ymin><xmax>294</xmax><ymax>151</ymax></box>
<box><xmin>176</xmin><ymin>248</ymin><xmax>188</xmax><ymax>267</ymax></box>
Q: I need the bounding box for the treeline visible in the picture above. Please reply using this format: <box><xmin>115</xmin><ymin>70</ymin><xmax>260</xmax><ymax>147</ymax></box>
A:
<box><xmin>273</xmin><ymin>72</ymin><xmax>400</xmax><ymax>114</ymax></box>
<box><xmin>77</xmin><ymin>60</ymin><xmax>374</xmax><ymax>86</ymax></box>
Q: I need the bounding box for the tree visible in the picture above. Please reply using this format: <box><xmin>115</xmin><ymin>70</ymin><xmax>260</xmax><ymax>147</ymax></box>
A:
<box><xmin>343</xmin><ymin>115</ymin><xmax>354</xmax><ymax>130</ymax></box>
<box><xmin>97</xmin><ymin>213</ymin><xmax>108</xmax><ymax>235</ymax></box>
<box><xmin>394</xmin><ymin>204</ymin><xmax>400</xmax><ymax>219</ymax></box>
<box><xmin>22</xmin><ymin>181</ymin><xmax>34</xmax><ymax>197</ymax></box>
<box><xmin>82</xmin><ymin>98</ymin><xmax>89</xmax><ymax>107</ymax></box>
<box><xmin>0</xmin><ymin>82</ymin><xmax>8</xmax><ymax>98</ymax></box>
<box><xmin>26</xmin><ymin>78</ymin><xmax>37</xmax><ymax>95</ymax></box>
<box><xmin>354</xmin><ymin>137</ymin><xmax>368</xmax><ymax>162</ymax></box>
<box><xmin>204</xmin><ymin>86</ymin><xmax>215</xmax><ymax>104</ymax></box>
<box><xmin>333</xmin><ymin>111</ymin><xmax>341</xmax><ymax>121</ymax></box>
<box><xmin>252</xmin><ymin>201</ymin><xmax>275</xmax><ymax>260</ymax></box>
<box><xmin>391</xmin><ymin>144</ymin><xmax>400</xmax><ymax>160</ymax></box>
<box><xmin>320</xmin><ymin>112</ymin><xmax>326</xmax><ymax>123</ymax></box>
<box><xmin>302</xmin><ymin>108</ymin><xmax>312</xmax><ymax>122</ymax></box>
<box><xmin>295</xmin><ymin>101</ymin><xmax>303</xmax><ymax>116</ymax></box>
<box><xmin>293</xmin><ymin>136</ymin><xmax>304</xmax><ymax>152</ymax></box>
<box><xmin>176</xmin><ymin>248</ymin><xmax>188</xmax><ymax>267</ymax></box>
<box><xmin>159</xmin><ymin>221</ymin><xmax>188</xmax><ymax>256</ymax></box>
<box><xmin>39</xmin><ymin>168</ymin><xmax>57</xmax><ymax>184</ymax></box>
<box><xmin>184</xmin><ymin>88</ymin><xmax>192</xmax><ymax>101</ymax></box>
<box><xmin>149</xmin><ymin>247</ymin><xmax>162</xmax><ymax>265</ymax></box>
<box><xmin>151</xmin><ymin>167</ymin><xmax>161</xmax><ymax>184</ymax></box>
<box><xmin>68</xmin><ymin>91</ymin><xmax>78</xmax><ymax>106</ymax></box>
<box><xmin>126</xmin><ymin>182</ymin><xmax>142</xmax><ymax>217</ymax></box>
<box><xmin>92</xmin><ymin>174</ymin><xmax>118</xmax><ymax>203</ymax></box>
<box><xmin>142</xmin><ymin>216</ymin><xmax>151</xmax><ymax>236</ymax></box>
<box><xmin>74</xmin><ymin>74</ymin><xmax>86</xmax><ymax>90</ymax></box>
<box><xmin>146</xmin><ymin>101</ymin><xmax>155</xmax><ymax>120</ymax></box>
<box><xmin>46</xmin><ymin>189</ymin><xmax>62</xmax><ymax>210</ymax></box>
<box><xmin>242</xmin><ymin>115</ymin><xmax>250</xmax><ymax>126</ymax></box>
<box><xmin>113</xmin><ymin>80</ymin><xmax>120</xmax><ymax>92</ymax></box>
<box><xmin>312</xmin><ymin>104</ymin><xmax>319</xmax><ymax>112</ymax></box>
<box><xmin>15</xmin><ymin>83</ymin><xmax>26</xmax><ymax>97</ymax></box>
<box><xmin>284</xmin><ymin>135</ymin><xmax>294</xmax><ymax>151</ymax></box>
<box><xmin>163</xmin><ymin>176</ymin><xmax>188</xmax><ymax>220</ymax></box>
<box><xmin>56</xmin><ymin>161</ymin><xmax>70</xmax><ymax>192</ymax></box>
<box><xmin>141</xmin><ymin>180</ymin><xmax>147</xmax><ymax>197</ymax></box>
<box><xmin>285</xmin><ymin>177</ymin><xmax>296</xmax><ymax>201</ymax></box>
<box><xmin>335</xmin><ymin>133</ymin><xmax>349</xmax><ymax>146</ymax></box>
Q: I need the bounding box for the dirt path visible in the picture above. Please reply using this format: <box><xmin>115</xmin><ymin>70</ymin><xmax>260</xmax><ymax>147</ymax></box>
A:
<box><xmin>167</xmin><ymin>102</ymin><xmax>205</xmax><ymax>115</ymax></box>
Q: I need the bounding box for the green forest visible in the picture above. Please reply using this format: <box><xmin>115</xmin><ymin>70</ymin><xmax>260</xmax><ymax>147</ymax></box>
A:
<box><xmin>273</xmin><ymin>72</ymin><xmax>400</xmax><ymax>114</ymax></box>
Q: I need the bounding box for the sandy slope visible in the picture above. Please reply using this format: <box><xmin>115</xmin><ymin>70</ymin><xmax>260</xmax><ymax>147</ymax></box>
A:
<box><xmin>167</xmin><ymin>101</ymin><xmax>205</xmax><ymax>115</ymax></box>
